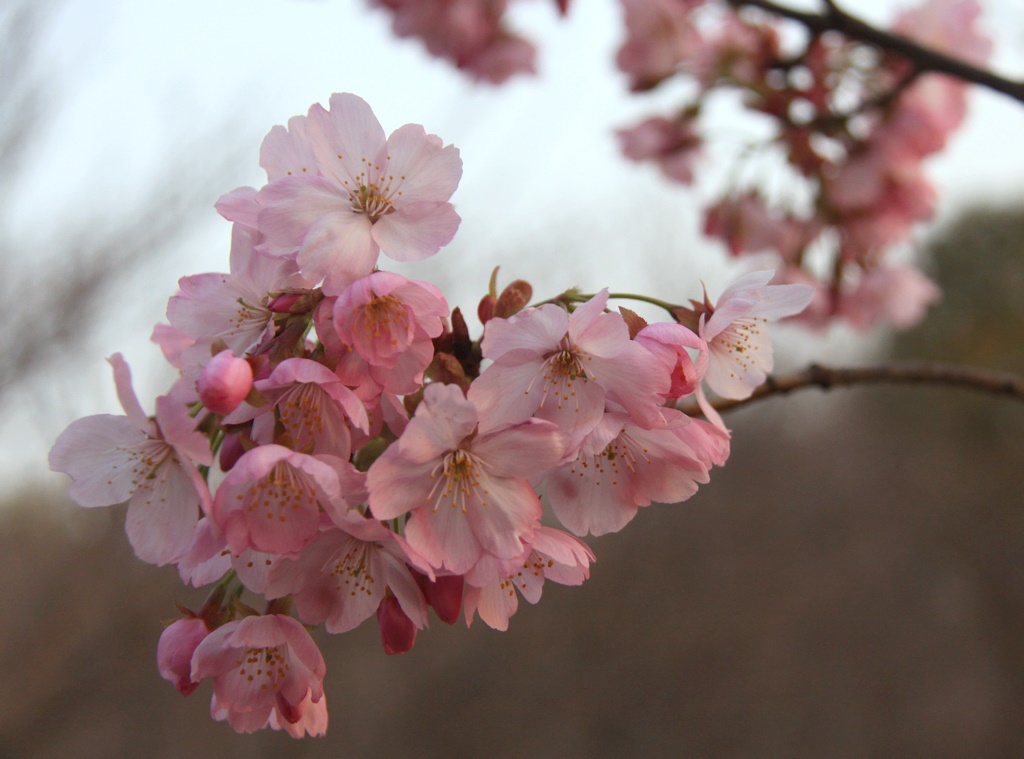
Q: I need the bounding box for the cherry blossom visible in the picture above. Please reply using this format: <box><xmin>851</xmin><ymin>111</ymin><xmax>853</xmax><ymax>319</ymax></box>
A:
<box><xmin>617</xmin><ymin>114</ymin><xmax>701</xmax><ymax>184</ymax></box>
<box><xmin>463</xmin><ymin>526</ymin><xmax>594</xmax><ymax>631</ymax></box>
<box><xmin>191</xmin><ymin>614</ymin><xmax>326</xmax><ymax>735</ymax></box>
<box><xmin>230</xmin><ymin>357</ymin><xmax>369</xmax><ymax>457</ymax></box>
<box><xmin>256</xmin><ymin>93</ymin><xmax>462</xmax><ymax>292</ymax></box>
<box><xmin>48</xmin><ymin>354</ymin><xmax>212</xmax><ymax>565</ymax></box>
<box><xmin>543</xmin><ymin>409</ymin><xmax>711</xmax><ymax>536</ymax></box>
<box><xmin>468</xmin><ymin>290</ymin><xmax>669</xmax><ymax>448</ymax></box>
<box><xmin>269</xmin><ymin>511</ymin><xmax>430</xmax><ymax>635</ymax></box>
<box><xmin>370</xmin><ymin>0</ymin><xmax>536</xmax><ymax>84</ymax></box>
<box><xmin>367</xmin><ymin>383</ymin><xmax>564</xmax><ymax>574</ymax></box>
<box><xmin>697</xmin><ymin>271</ymin><xmax>815</xmax><ymax>400</ymax></box>
<box><xmin>210</xmin><ymin>445</ymin><xmax>361</xmax><ymax>555</ymax></box>
<box><xmin>330</xmin><ymin>271</ymin><xmax>448</xmax><ymax>395</ymax></box>
<box><xmin>167</xmin><ymin>224</ymin><xmax>312</xmax><ymax>366</ymax></box>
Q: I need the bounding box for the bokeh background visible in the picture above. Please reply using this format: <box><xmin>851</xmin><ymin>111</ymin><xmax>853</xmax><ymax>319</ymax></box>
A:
<box><xmin>4</xmin><ymin>1</ymin><xmax>1024</xmax><ymax>756</ymax></box>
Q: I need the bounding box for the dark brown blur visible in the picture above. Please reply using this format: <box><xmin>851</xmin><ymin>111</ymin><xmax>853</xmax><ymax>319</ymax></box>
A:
<box><xmin>4</xmin><ymin>207</ymin><xmax>1024</xmax><ymax>758</ymax></box>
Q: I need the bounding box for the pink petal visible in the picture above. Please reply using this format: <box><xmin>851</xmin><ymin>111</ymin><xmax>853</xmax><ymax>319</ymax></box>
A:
<box><xmin>308</xmin><ymin>93</ymin><xmax>388</xmax><ymax>190</ymax></box>
<box><xmin>383</xmin><ymin>124</ymin><xmax>462</xmax><ymax>204</ymax></box>
<box><xmin>371</xmin><ymin>201</ymin><xmax>461</xmax><ymax>262</ymax></box>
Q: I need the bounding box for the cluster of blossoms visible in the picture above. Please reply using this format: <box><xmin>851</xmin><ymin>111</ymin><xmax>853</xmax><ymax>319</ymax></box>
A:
<box><xmin>372</xmin><ymin>0</ymin><xmax>990</xmax><ymax>331</ymax></box>
<box><xmin>617</xmin><ymin>0</ymin><xmax>990</xmax><ymax>330</ymax></box>
<box><xmin>368</xmin><ymin>0</ymin><xmax>569</xmax><ymax>84</ymax></box>
<box><xmin>49</xmin><ymin>93</ymin><xmax>811</xmax><ymax>737</ymax></box>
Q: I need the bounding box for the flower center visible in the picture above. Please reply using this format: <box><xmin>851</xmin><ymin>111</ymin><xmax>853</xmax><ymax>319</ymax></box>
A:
<box><xmin>343</xmin><ymin>155</ymin><xmax>405</xmax><ymax>223</ymax></box>
<box><xmin>243</xmin><ymin>461</ymin><xmax>319</xmax><ymax>524</ymax></box>
<box><xmin>351</xmin><ymin>182</ymin><xmax>394</xmax><ymax>221</ymax></box>
<box><xmin>356</xmin><ymin>294</ymin><xmax>409</xmax><ymax>345</ymax></box>
<box><xmin>427</xmin><ymin>449</ymin><xmax>491</xmax><ymax>513</ymax></box>
<box><xmin>237</xmin><ymin>645</ymin><xmax>289</xmax><ymax>690</ymax></box>
<box><xmin>328</xmin><ymin>542</ymin><xmax>376</xmax><ymax>598</ymax></box>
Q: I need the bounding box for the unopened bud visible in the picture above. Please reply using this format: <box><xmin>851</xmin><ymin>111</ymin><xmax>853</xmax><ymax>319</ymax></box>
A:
<box><xmin>376</xmin><ymin>595</ymin><xmax>417</xmax><ymax>655</ymax></box>
<box><xmin>478</xmin><ymin>294</ymin><xmax>496</xmax><ymax>324</ymax></box>
<box><xmin>420</xmin><ymin>573</ymin><xmax>463</xmax><ymax>625</ymax></box>
<box><xmin>157</xmin><ymin>617</ymin><xmax>209</xmax><ymax>696</ymax></box>
<box><xmin>198</xmin><ymin>350</ymin><xmax>253</xmax><ymax>415</ymax></box>
<box><xmin>268</xmin><ymin>289</ymin><xmax>323</xmax><ymax>314</ymax></box>
<box><xmin>494</xmin><ymin>279</ymin><xmax>533</xmax><ymax>319</ymax></box>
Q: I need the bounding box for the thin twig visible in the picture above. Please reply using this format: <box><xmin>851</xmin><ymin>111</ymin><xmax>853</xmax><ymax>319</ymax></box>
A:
<box><xmin>727</xmin><ymin>0</ymin><xmax>1024</xmax><ymax>105</ymax></box>
<box><xmin>683</xmin><ymin>362</ymin><xmax>1024</xmax><ymax>415</ymax></box>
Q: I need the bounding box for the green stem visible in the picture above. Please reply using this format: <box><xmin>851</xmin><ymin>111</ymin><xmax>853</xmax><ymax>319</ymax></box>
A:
<box><xmin>606</xmin><ymin>292</ymin><xmax>679</xmax><ymax>313</ymax></box>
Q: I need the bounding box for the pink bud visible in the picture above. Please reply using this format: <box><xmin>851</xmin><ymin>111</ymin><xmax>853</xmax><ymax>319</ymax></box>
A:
<box><xmin>477</xmin><ymin>294</ymin><xmax>495</xmax><ymax>325</ymax></box>
<box><xmin>218</xmin><ymin>432</ymin><xmax>246</xmax><ymax>472</ymax></box>
<box><xmin>376</xmin><ymin>595</ymin><xmax>417</xmax><ymax>655</ymax></box>
<box><xmin>157</xmin><ymin>617</ymin><xmax>209</xmax><ymax>696</ymax></box>
<box><xmin>494</xmin><ymin>279</ymin><xmax>533</xmax><ymax>319</ymax></box>
<box><xmin>267</xmin><ymin>292</ymin><xmax>304</xmax><ymax>313</ymax></box>
<box><xmin>420</xmin><ymin>574</ymin><xmax>464</xmax><ymax>625</ymax></box>
<box><xmin>198</xmin><ymin>350</ymin><xmax>253</xmax><ymax>414</ymax></box>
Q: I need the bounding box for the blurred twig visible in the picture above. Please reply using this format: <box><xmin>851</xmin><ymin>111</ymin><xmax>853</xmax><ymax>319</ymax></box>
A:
<box><xmin>686</xmin><ymin>362</ymin><xmax>1024</xmax><ymax>416</ymax></box>
<box><xmin>728</xmin><ymin>0</ymin><xmax>1024</xmax><ymax>104</ymax></box>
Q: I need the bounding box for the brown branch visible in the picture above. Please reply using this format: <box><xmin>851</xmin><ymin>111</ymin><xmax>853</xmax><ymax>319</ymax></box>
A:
<box><xmin>727</xmin><ymin>0</ymin><xmax>1024</xmax><ymax>105</ymax></box>
<box><xmin>690</xmin><ymin>362</ymin><xmax>1024</xmax><ymax>415</ymax></box>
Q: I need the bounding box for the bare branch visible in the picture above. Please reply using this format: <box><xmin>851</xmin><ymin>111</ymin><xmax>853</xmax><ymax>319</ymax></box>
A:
<box><xmin>684</xmin><ymin>362</ymin><xmax>1024</xmax><ymax>416</ymax></box>
<box><xmin>728</xmin><ymin>0</ymin><xmax>1024</xmax><ymax>105</ymax></box>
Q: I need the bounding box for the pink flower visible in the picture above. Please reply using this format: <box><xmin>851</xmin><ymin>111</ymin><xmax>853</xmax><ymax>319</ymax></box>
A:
<box><xmin>704</xmin><ymin>192</ymin><xmax>813</xmax><ymax>261</ymax></box>
<box><xmin>895</xmin><ymin>0</ymin><xmax>990</xmax><ymax>67</ymax></box>
<box><xmin>616</xmin><ymin>0</ymin><xmax>701</xmax><ymax>91</ymax></box>
<box><xmin>700</xmin><ymin>271</ymin><xmax>814</xmax><ymax>400</ymax></box>
<box><xmin>191</xmin><ymin>614</ymin><xmax>326</xmax><ymax>735</ymax></box>
<box><xmin>617</xmin><ymin>114</ymin><xmax>701</xmax><ymax>184</ymax></box>
<box><xmin>371</xmin><ymin>0</ymin><xmax>536</xmax><ymax>84</ymax></box>
<box><xmin>167</xmin><ymin>224</ymin><xmax>312</xmax><ymax>365</ymax></box>
<box><xmin>210</xmin><ymin>444</ymin><xmax>361</xmax><ymax>555</ymax></box>
<box><xmin>269</xmin><ymin>511</ymin><xmax>430</xmax><ymax>635</ymax></box>
<box><xmin>543</xmin><ymin>409</ymin><xmax>710</xmax><ymax>536</ymax></box>
<box><xmin>268</xmin><ymin>688</ymin><xmax>328</xmax><ymax>738</ymax></box>
<box><xmin>463</xmin><ymin>526</ymin><xmax>594</xmax><ymax>631</ymax></box>
<box><xmin>49</xmin><ymin>354</ymin><xmax>213</xmax><ymax>565</ymax></box>
<box><xmin>634</xmin><ymin>321</ymin><xmax>706</xmax><ymax>400</ymax></box>
<box><xmin>468</xmin><ymin>290</ymin><xmax>669</xmax><ymax>447</ymax></box>
<box><xmin>157</xmin><ymin>617</ymin><xmax>210</xmax><ymax>696</ymax></box>
<box><xmin>367</xmin><ymin>383</ymin><xmax>565</xmax><ymax>574</ymax></box>
<box><xmin>256</xmin><ymin>93</ymin><xmax>462</xmax><ymax>293</ymax></box>
<box><xmin>331</xmin><ymin>271</ymin><xmax>448</xmax><ymax>394</ymax></box>
<box><xmin>176</xmin><ymin>517</ymin><xmax>232</xmax><ymax>587</ymax></box>
<box><xmin>838</xmin><ymin>264</ymin><xmax>941</xmax><ymax>330</ymax></box>
<box><xmin>231</xmin><ymin>357</ymin><xmax>369</xmax><ymax>457</ymax></box>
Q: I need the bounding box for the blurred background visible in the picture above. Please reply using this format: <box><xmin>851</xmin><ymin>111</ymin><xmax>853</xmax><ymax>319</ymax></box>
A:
<box><xmin>4</xmin><ymin>0</ymin><xmax>1024</xmax><ymax>756</ymax></box>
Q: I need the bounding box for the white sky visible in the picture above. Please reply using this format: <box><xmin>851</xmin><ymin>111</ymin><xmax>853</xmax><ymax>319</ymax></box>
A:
<box><xmin>13</xmin><ymin>0</ymin><xmax>1024</xmax><ymax>489</ymax></box>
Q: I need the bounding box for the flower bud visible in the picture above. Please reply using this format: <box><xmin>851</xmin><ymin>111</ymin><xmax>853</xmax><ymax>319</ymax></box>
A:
<box><xmin>477</xmin><ymin>293</ymin><xmax>495</xmax><ymax>324</ymax></box>
<box><xmin>198</xmin><ymin>350</ymin><xmax>253</xmax><ymax>414</ymax></box>
<box><xmin>376</xmin><ymin>595</ymin><xmax>417</xmax><ymax>655</ymax></box>
<box><xmin>268</xmin><ymin>289</ymin><xmax>323</xmax><ymax>314</ymax></box>
<box><xmin>421</xmin><ymin>574</ymin><xmax>463</xmax><ymax>625</ymax></box>
<box><xmin>157</xmin><ymin>617</ymin><xmax>209</xmax><ymax>696</ymax></box>
<box><xmin>494</xmin><ymin>279</ymin><xmax>533</xmax><ymax>319</ymax></box>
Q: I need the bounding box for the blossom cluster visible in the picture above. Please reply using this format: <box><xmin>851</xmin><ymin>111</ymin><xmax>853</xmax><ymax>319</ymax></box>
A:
<box><xmin>370</xmin><ymin>0</ymin><xmax>990</xmax><ymax>331</ymax></box>
<box><xmin>616</xmin><ymin>0</ymin><xmax>989</xmax><ymax>330</ymax></box>
<box><xmin>49</xmin><ymin>93</ymin><xmax>811</xmax><ymax>737</ymax></box>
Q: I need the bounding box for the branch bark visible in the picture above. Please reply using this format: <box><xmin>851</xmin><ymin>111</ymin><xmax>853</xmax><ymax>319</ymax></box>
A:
<box><xmin>727</xmin><ymin>0</ymin><xmax>1024</xmax><ymax>105</ymax></box>
<box><xmin>690</xmin><ymin>362</ymin><xmax>1024</xmax><ymax>415</ymax></box>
